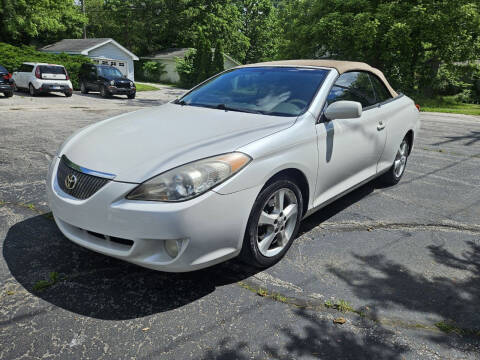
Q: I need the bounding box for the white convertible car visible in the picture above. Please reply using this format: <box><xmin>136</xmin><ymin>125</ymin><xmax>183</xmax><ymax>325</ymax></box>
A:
<box><xmin>47</xmin><ymin>60</ymin><xmax>420</xmax><ymax>272</ymax></box>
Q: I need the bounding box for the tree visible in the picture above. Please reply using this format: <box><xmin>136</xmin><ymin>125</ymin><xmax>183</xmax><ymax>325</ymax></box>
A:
<box><xmin>0</xmin><ymin>0</ymin><xmax>86</xmax><ymax>45</ymax></box>
<box><xmin>213</xmin><ymin>41</ymin><xmax>225</xmax><ymax>75</ymax></box>
<box><xmin>193</xmin><ymin>31</ymin><xmax>213</xmax><ymax>83</ymax></box>
<box><xmin>277</xmin><ymin>0</ymin><xmax>480</xmax><ymax>96</ymax></box>
<box><xmin>236</xmin><ymin>0</ymin><xmax>280</xmax><ymax>63</ymax></box>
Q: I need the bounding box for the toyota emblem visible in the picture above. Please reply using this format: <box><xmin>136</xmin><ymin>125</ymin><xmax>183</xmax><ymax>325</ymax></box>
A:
<box><xmin>65</xmin><ymin>174</ymin><xmax>78</xmax><ymax>190</ymax></box>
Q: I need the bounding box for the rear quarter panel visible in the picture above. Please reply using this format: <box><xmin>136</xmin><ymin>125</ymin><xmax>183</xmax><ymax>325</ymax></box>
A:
<box><xmin>377</xmin><ymin>95</ymin><xmax>419</xmax><ymax>172</ymax></box>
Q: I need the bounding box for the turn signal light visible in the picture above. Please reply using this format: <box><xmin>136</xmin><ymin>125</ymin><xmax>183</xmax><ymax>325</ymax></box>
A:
<box><xmin>415</xmin><ymin>104</ymin><xmax>421</xmax><ymax>111</ymax></box>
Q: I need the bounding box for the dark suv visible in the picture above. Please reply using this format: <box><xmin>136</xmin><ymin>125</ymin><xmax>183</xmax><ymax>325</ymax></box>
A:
<box><xmin>79</xmin><ymin>64</ymin><xmax>136</xmax><ymax>99</ymax></box>
<box><xmin>0</xmin><ymin>64</ymin><xmax>14</xmax><ymax>97</ymax></box>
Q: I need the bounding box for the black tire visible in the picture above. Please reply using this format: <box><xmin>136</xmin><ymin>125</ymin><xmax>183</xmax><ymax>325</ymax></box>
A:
<box><xmin>127</xmin><ymin>93</ymin><xmax>136</xmax><ymax>99</ymax></box>
<box><xmin>4</xmin><ymin>91</ymin><xmax>13</xmax><ymax>97</ymax></box>
<box><xmin>380</xmin><ymin>137</ymin><xmax>410</xmax><ymax>186</ymax></box>
<box><xmin>80</xmin><ymin>82</ymin><xmax>88</xmax><ymax>94</ymax></box>
<box><xmin>100</xmin><ymin>86</ymin><xmax>110</xmax><ymax>98</ymax></box>
<box><xmin>240</xmin><ymin>177</ymin><xmax>303</xmax><ymax>268</ymax></box>
<box><xmin>65</xmin><ymin>91</ymin><xmax>72</xmax><ymax>97</ymax></box>
<box><xmin>29</xmin><ymin>83</ymin><xmax>37</xmax><ymax>97</ymax></box>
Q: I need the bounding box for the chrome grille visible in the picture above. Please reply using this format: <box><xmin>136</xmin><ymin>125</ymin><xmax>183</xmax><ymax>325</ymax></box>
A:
<box><xmin>57</xmin><ymin>156</ymin><xmax>110</xmax><ymax>199</ymax></box>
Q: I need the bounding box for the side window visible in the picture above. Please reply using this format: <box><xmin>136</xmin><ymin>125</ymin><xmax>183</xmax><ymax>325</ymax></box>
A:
<box><xmin>327</xmin><ymin>71</ymin><xmax>376</xmax><ymax>109</ymax></box>
<box><xmin>369</xmin><ymin>74</ymin><xmax>392</xmax><ymax>103</ymax></box>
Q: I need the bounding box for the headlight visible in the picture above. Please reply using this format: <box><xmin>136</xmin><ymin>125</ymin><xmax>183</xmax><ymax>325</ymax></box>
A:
<box><xmin>110</xmin><ymin>80</ymin><xmax>115</xmax><ymax>86</ymax></box>
<box><xmin>126</xmin><ymin>152</ymin><xmax>251</xmax><ymax>202</ymax></box>
<box><xmin>130</xmin><ymin>81</ymin><xmax>134</xmax><ymax>87</ymax></box>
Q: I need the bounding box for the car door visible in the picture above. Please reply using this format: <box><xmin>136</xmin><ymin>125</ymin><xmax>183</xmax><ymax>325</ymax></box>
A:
<box><xmin>86</xmin><ymin>66</ymin><xmax>97</xmax><ymax>91</ymax></box>
<box><xmin>314</xmin><ymin>71</ymin><xmax>387</xmax><ymax>206</ymax></box>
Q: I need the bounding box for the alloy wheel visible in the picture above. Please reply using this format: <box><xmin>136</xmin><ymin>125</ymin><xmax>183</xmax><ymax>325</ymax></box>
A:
<box><xmin>256</xmin><ymin>188</ymin><xmax>298</xmax><ymax>257</ymax></box>
<box><xmin>394</xmin><ymin>140</ymin><xmax>409</xmax><ymax>178</ymax></box>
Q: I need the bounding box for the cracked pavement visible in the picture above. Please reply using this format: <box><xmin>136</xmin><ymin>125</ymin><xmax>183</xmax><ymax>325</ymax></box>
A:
<box><xmin>1</xmin><ymin>91</ymin><xmax>480</xmax><ymax>359</ymax></box>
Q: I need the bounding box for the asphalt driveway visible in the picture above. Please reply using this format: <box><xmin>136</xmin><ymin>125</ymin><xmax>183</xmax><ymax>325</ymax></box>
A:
<box><xmin>1</xmin><ymin>90</ymin><xmax>479</xmax><ymax>359</ymax></box>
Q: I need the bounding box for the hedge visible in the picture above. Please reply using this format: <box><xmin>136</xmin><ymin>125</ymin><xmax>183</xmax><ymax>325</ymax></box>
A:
<box><xmin>0</xmin><ymin>42</ymin><xmax>92</xmax><ymax>90</ymax></box>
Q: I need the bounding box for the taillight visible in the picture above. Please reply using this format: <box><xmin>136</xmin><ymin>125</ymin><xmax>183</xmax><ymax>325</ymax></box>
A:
<box><xmin>65</xmin><ymin>70</ymin><xmax>70</xmax><ymax>80</ymax></box>
<box><xmin>2</xmin><ymin>73</ymin><xmax>11</xmax><ymax>80</ymax></box>
<box><xmin>35</xmin><ymin>67</ymin><xmax>41</xmax><ymax>79</ymax></box>
<box><xmin>415</xmin><ymin>104</ymin><xmax>421</xmax><ymax>111</ymax></box>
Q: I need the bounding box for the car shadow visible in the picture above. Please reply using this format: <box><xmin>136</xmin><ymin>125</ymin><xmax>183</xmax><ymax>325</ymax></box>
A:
<box><xmin>3</xmin><ymin>177</ymin><xmax>386</xmax><ymax>321</ymax></box>
<box><xmin>3</xmin><ymin>214</ymin><xmax>261</xmax><ymax>320</ymax></box>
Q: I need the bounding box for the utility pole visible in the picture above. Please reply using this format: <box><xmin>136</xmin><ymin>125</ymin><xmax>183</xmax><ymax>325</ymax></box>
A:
<box><xmin>82</xmin><ymin>0</ymin><xmax>86</xmax><ymax>39</ymax></box>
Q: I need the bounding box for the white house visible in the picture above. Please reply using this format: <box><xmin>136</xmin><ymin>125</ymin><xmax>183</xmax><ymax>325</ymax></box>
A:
<box><xmin>40</xmin><ymin>38</ymin><xmax>139</xmax><ymax>81</ymax></box>
<box><xmin>141</xmin><ymin>48</ymin><xmax>241</xmax><ymax>84</ymax></box>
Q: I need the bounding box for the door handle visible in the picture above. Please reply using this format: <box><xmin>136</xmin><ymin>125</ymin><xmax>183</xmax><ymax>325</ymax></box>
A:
<box><xmin>377</xmin><ymin>121</ymin><xmax>385</xmax><ymax>131</ymax></box>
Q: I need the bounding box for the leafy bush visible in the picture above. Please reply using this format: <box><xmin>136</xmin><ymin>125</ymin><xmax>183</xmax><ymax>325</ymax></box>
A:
<box><xmin>434</xmin><ymin>63</ymin><xmax>480</xmax><ymax>103</ymax></box>
<box><xmin>142</xmin><ymin>61</ymin><xmax>166</xmax><ymax>82</ymax></box>
<box><xmin>175</xmin><ymin>49</ymin><xmax>197</xmax><ymax>89</ymax></box>
<box><xmin>175</xmin><ymin>40</ymin><xmax>226</xmax><ymax>89</ymax></box>
<box><xmin>0</xmin><ymin>42</ymin><xmax>92</xmax><ymax>89</ymax></box>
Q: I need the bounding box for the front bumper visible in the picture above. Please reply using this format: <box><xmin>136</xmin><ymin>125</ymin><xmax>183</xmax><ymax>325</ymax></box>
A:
<box><xmin>108</xmin><ymin>86</ymin><xmax>135</xmax><ymax>95</ymax></box>
<box><xmin>47</xmin><ymin>157</ymin><xmax>260</xmax><ymax>272</ymax></box>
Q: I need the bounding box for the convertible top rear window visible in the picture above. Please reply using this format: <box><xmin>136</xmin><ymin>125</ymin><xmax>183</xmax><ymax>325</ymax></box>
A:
<box><xmin>178</xmin><ymin>67</ymin><xmax>329</xmax><ymax>117</ymax></box>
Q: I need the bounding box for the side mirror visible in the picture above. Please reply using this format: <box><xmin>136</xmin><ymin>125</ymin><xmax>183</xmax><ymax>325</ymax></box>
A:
<box><xmin>324</xmin><ymin>101</ymin><xmax>362</xmax><ymax>121</ymax></box>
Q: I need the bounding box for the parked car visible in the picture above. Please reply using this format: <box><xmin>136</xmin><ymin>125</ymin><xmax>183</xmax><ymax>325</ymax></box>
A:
<box><xmin>47</xmin><ymin>60</ymin><xmax>420</xmax><ymax>272</ymax></box>
<box><xmin>12</xmin><ymin>63</ymin><xmax>73</xmax><ymax>97</ymax></box>
<box><xmin>0</xmin><ymin>64</ymin><xmax>14</xmax><ymax>97</ymax></box>
<box><xmin>79</xmin><ymin>64</ymin><xmax>136</xmax><ymax>99</ymax></box>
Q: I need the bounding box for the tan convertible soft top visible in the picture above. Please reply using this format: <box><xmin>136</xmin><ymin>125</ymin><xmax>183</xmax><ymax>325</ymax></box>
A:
<box><xmin>239</xmin><ymin>59</ymin><xmax>398</xmax><ymax>98</ymax></box>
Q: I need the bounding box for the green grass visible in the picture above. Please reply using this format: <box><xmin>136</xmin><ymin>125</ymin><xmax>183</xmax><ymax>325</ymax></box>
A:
<box><xmin>33</xmin><ymin>272</ymin><xmax>61</xmax><ymax>291</ymax></box>
<box><xmin>135</xmin><ymin>83</ymin><xmax>160</xmax><ymax>92</ymax></box>
<box><xmin>418</xmin><ymin>96</ymin><xmax>480</xmax><ymax>116</ymax></box>
<box><xmin>324</xmin><ymin>299</ymin><xmax>355</xmax><ymax>313</ymax></box>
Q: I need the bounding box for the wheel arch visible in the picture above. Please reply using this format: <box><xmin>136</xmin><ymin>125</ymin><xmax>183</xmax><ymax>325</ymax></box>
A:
<box><xmin>263</xmin><ymin>168</ymin><xmax>310</xmax><ymax>217</ymax></box>
<box><xmin>404</xmin><ymin>129</ymin><xmax>414</xmax><ymax>156</ymax></box>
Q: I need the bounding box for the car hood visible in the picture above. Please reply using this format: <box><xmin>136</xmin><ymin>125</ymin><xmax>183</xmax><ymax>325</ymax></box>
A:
<box><xmin>60</xmin><ymin>102</ymin><xmax>296</xmax><ymax>183</ymax></box>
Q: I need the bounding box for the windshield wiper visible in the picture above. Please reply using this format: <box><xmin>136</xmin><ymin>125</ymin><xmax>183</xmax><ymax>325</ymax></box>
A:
<box><xmin>174</xmin><ymin>99</ymin><xmax>187</xmax><ymax>105</ymax></box>
<box><xmin>215</xmin><ymin>103</ymin><xmax>265</xmax><ymax>114</ymax></box>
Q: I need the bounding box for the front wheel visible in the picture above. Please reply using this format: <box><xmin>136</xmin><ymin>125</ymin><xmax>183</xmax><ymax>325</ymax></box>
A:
<box><xmin>241</xmin><ymin>178</ymin><xmax>303</xmax><ymax>268</ymax></box>
<box><xmin>380</xmin><ymin>137</ymin><xmax>410</xmax><ymax>186</ymax></box>
<box><xmin>4</xmin><ymin>91</ymin><xmax>13</xmax><ymax>98</ymax></box>
<box><xmin>127</xmin><ymin>93</ymin><xmax>135</xmax><ymax>99</ymax></box>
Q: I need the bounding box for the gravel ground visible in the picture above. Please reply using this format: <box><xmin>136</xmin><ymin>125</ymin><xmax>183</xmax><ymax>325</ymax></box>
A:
<box><xmin>1</xmin><ymin>89</ymin><xmax>479</xmax><ymax>359</ymax></box>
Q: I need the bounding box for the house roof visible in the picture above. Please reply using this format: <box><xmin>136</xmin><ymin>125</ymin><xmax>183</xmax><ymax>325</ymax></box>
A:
<box><xmin>40</xmin><ymin>38</ymin><xmax>139</xmax><ymax>60</ymax></box>
<box><xmin>240</xmin><ymin>59</ymin><xmax>397</xmax><ymax>97</ymax></box>
<box><xmin>143</xmin><ymin>48</ymin><xmax>241</xmax><ymax>65</ymax></box>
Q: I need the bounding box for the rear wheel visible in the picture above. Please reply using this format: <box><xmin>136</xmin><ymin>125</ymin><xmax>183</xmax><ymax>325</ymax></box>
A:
<box><xmin>80</xmin><ymin>82</ymin><xmax>88</xmax><ymax>94</ymax></box>
<box><xmin>241</xmin><ymin>178</ymin><xmax>303</xmax><ymax>268</ymax></box>
<box><xmin>65</xmin><ymin>91</ymin><xmax>72</xmax><ymax>97</ymax></box>
<box><xmin>29</xmin><ymin>83</ymin><xmax>37</xmax><ymax>97</ymax></box>
<box><xmin>4</xmin><ymin>91</ymin><xmax>13</xmax><ymax>98</ymax></box>
<box><xmin>100</xmin><ymin>85</ymin><xmax>110</xmax><ymax>98</ymax></box>
<box><xmin>380</xmin><ymin>137</ymin><xmax>410</xmax><ymax>185</ymax></box>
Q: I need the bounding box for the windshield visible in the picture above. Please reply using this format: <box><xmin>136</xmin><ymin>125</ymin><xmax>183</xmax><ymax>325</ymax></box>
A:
<box><xmin>0</xmin><ymin>65</ymin><xmax>7</xmax><ymax>73</ymax></box>
<box><xmin>178</xmin><ymin>67</ymin><xmax>329</xmax><ymax>117</ymax></box>
<box><xmin>99</xmin><ymin>66</ymin><xmax>123</xmax><ymax>78</ymax></box>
